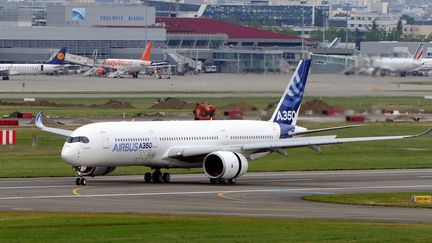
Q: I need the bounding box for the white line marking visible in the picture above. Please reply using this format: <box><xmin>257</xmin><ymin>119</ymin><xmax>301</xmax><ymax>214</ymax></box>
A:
<box><xmin>418</xmin><ymin>176</ymin><xmax>432</xmax><ymax>178</ymax></box>
<box><xmin>0</xmin><ymin>185</ymin><xmax>72</xmax><ymax>190</ymax></box>
<box><xmin>1</xmin><ymin>184</ymin><xmax>432</xmax><ymax>200</ymax></box>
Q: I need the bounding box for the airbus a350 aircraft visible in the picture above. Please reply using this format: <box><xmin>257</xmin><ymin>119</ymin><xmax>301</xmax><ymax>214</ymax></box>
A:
<box><xmin>0</xmin><ymin>47</ymin><xmax>67</xmax><ymax>80</ymax></box>
<box><xmin>36</xmin><ymin>59</ymin><xmax>431</xmax><ymax>186</ymax></box>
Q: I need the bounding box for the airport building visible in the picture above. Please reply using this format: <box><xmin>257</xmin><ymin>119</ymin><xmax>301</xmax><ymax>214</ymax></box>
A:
<box><xmin>0</xmin><ymin>1</ymin><xmax>315</xmax><ymax>73</ymax></box>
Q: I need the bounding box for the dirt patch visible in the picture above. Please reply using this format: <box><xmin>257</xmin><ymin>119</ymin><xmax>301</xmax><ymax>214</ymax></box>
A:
<box><xmin>221</xmin><ymin>102</ymin><xmax>257</xmax><ymax>112</ymax></box>
<box><xmin>301</xmin><ymin>99</ymin><xmax>333</xmax><ymax>114</ymax></box>
<box><xmin>150</xmin><ymin>97</ymin><xmax>193</xmax><ymax>109</ymax></box>
<box><xmin>0</xmin><ymin>99</ymin><xmax>135</xmax><ymax>109</ymax></box>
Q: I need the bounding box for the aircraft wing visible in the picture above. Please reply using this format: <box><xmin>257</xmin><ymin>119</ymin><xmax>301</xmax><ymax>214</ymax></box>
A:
<box><xmin>35</xmin><ymin>112</ymin><xmax>73</xmax><ymax>137</ymax></box>
<box><xmin>164</xmin><ymin>128</ymin><xmax>432</xmax><ymax>159</ymax></box>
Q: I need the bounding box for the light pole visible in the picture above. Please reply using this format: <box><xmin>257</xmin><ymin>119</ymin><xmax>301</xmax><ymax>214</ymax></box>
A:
<box><xmin>345</xmin><ymin>2</ymin><xmax>350</xmax><ymax>48</ymax></box>
<box><xmin>301</xmin><ymin>0</ymin><xmax>306</xmax><ymax>59</ymax></box>
<box><xmin>322</xmin><ymin>0</ymin><xmax>328</xmax><ymax>45</ymax></box>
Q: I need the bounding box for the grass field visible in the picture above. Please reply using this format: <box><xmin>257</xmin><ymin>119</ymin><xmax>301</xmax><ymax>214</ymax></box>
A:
<box><xmin>302</xmin><ymin>192</ymin><xmax>432</xmax><ymax>209</ymax></box>
<box><xmin>0</xmin><ymin>96</ymin><xmax>431</xmax><ymax>117</ymax></box>
<box><xmin>1</xmin><ymin>122</ymin><xmax>431</xmax><ymax>178</ymax></box>
<box><xmin>1</xmin><ymin>212</ymin><xmax>432</xmax><ymax>242</ymax></box>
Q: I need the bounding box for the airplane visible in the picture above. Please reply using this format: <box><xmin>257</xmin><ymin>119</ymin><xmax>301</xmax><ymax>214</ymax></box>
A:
<box><xmin>0</xmin><ymin>47</ymin><xmax>67</xmax><ymax>80</ymax></box>
<box><xmin>87</xmin><ymin>41</ymin><xmax>167</xmax><ymax>78</ymax></box>
<box><xmin>370</xmin><ymin>43</ymin><xmax>424</xmax><ymax>77</ymax></box>
<box><xmin>35</xmin><ymin>58</ymin><xmax>432</xmax><ymax>186</ymax></box>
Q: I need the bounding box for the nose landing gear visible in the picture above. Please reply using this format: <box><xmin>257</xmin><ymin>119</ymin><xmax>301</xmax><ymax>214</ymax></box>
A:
<box><xmin>144</xmin><ymin>169</ymin><xmax>170</xmax><ymax>183</ymax></box>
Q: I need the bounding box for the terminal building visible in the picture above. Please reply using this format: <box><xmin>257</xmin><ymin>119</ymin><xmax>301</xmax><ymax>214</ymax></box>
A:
<box><xmin>0</xmin><ymin>1</ymin><xmax>315</xmax><ymax>73</ymax></box>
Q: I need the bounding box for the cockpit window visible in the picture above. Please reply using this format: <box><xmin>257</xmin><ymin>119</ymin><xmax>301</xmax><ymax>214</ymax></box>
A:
<box><xmin>66</xmin><ymin>136</ymin><xmax>90</xmax><ymax>144</ymax></box>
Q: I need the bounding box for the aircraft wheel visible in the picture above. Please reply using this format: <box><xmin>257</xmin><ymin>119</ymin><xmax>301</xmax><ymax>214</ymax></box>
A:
<box><xmin>153</xmin><ymin>171</ymin><xmax>162</xmax><ymax>183</ymax></box>
<box><xmin>144</xmin><ymin>172</ymin><xmax>152</xmax><ymax>183</ymax></box>
<box><xmin>2</xmin><ymin>76</ymin><xmax>9</xmax><ymax>80</ymax></box>
<box><xmin>219</xmin><ymin>179</ymin><xmax>229</xmax><ymax>185</ymax></box>
<box><xmin>79</xmin><ymin>178</ymin><xmax>86</xmax><ymax>186</ymax></box>
<box><xmin>228</xmin><ymin>178</ymin><xmax>236</xmax><ymax>184</ymax></box>
<box><xmin>162</xmin><ymin>173</ymin><xmax>170</xmax><ymax>183</ymax></box>
<box><xmin>210</xmin><ymin>178</ymin><xmax>218</xmax><ymax>184</ymax></box>
<box><xmin>75</xmin><ymin>178</ymin><xmax>81</xmax><ymax>185</ymax></box>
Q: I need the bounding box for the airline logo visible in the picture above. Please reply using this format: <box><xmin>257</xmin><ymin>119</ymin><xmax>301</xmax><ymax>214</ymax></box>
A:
<box><xmin>112</xmin><ymin>142</ymin><xmax>152</xmax><ymax>152</ymax></box>
<box><xmin>103</xmin><ymin>59</ymin><xmax>134</xmax><ymax>67</ymax></box>
<box><xmin>0</xmin><ymin>130</ymin><xmax>16</xmax><ymax>145</ymax></box>
<box><xmin>57</xmin><ymin>53</ymin><xmax>65</xmax><ymax>60</ymax></box>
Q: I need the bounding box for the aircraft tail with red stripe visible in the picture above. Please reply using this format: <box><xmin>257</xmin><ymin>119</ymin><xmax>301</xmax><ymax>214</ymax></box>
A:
<box><xmin>413</xmin><ymin>43</ymin><xmax>424</xmax><ymax>60</ymax></box>
<box><xmin>140</xmin><ymin>41</ymin><xmax>153</xmax><ymax>62</ymax></box>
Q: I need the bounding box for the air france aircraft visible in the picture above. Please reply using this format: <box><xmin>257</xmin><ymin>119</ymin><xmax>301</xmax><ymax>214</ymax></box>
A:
<box><xmin>0</xmin><ymin>48</ymin><xmax>67</xmax><ymax>80</ymax></box>
<box><xmin>36</xmin><ymin>59</ymin><xmax>431</xmax><ymax>186</ymax></box>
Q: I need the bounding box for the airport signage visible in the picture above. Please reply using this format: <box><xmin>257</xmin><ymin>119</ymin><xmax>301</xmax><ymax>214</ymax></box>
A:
<box><xmin>412</xmin><ymin>195</ymin><xmax>432</xmax><ymax>203</ymax></box>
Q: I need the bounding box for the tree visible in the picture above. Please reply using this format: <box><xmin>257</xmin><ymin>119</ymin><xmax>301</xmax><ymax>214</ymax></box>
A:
<box><xmin>400</xmin><ymin>14</ymin><xmax>415</xmax><ymax>25</ymax></box>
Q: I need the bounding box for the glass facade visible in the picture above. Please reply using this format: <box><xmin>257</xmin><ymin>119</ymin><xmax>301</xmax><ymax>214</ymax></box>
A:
<box><xmin>202</xmin><ymin>5</ymin><xmax>313</xmax><ymax>27</ymax></box>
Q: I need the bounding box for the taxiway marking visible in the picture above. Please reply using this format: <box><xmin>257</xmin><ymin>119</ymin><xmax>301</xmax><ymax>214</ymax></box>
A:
<box><xmin>1</xmin><ymin>184</ymin><xmax>432</xmax><ymax>200</ymax></box>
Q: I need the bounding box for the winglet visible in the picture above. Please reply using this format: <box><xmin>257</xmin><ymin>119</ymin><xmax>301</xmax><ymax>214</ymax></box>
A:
<box><xmin>35</xmin><ymin>112</ymin><xmax>45</xmax><ymax>129</ymax></box>
<box><xmin>408</xmin><ymin>128</ymin><xmax>432</xmax><ymax>138</ymax></box>
<box><xmin>34</xmin><ymin>111</ymin><xmax>73</xmax><ymax>137</ymax></box>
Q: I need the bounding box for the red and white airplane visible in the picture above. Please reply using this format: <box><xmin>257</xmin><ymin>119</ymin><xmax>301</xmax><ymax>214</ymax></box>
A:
<box><xmin>96</xmin><ymin>41</ymin><xmax>158</xmax><ymax>78</ymax></box>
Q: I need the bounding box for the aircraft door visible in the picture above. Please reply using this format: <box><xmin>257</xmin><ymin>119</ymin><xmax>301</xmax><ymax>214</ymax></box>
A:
<box><xmin>100</xmin><ymin>131</ymin><xmax>110</xmax><ymax>149</ymax></box>
<box><xmin>41</xmin><ymin>65</ymin><xmax>44</xmax><ymax>72</ymax></box>
<box><xmin>220</xmin><ymin>129</ymin><xmax>229</xmax><ymax>145</ymax></box>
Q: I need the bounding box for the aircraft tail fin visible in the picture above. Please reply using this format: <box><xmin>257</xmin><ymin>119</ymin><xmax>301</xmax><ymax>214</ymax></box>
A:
<box><xmin>140</xmin><ymin>41</ymin><xmax>153</xmax><ymax>61</ymax></box>
<box><xmin>270</xmin><ymin>59</ymin><xmax>312</xmax><ymax>137</ymax></box>
<box><xmin>413</xmin><ymin>43</ymin><xmax>424</xmax><ymax>60</ymax></box>
<box><xmin>47</xmin><ymin>47</ymin><xmax>67</xmax><ymax>65</ymax></box>
<box><xmin>328</xmin><ymin>37</ymin><xmax>342</xmax><ymax>49</ymax></box>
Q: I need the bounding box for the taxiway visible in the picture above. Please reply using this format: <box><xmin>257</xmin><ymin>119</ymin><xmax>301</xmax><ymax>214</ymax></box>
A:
<box><xmin>1</xmin><ymin>169</ymin><xmax>432</xmax><ymax>222</ymax></box>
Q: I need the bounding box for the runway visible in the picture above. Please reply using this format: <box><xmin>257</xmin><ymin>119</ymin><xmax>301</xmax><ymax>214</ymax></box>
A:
<box><xmin>1</xmin><ymin>169</ymin><xmax>432</xmax><ymax>222</ymax></box>
<box><xmin>0</xmin><ymin>73</ymin><xmax>431</xmax><ymax>98</ymax></box>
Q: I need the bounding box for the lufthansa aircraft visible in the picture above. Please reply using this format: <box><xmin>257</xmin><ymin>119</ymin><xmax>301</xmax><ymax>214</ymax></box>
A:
<box><xmin>35</xmin><ymin>59</ymin><xmax>431</xmax><ymax>186</ymax></box>
<box><xmin>0</xmin><ymin>47</ymin><xmax>67</xmax><ymax>80</ymax></box>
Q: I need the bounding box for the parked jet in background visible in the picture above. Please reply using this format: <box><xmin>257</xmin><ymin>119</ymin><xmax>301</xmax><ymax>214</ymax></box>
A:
<box><xmin>35</xmin><ymin>59</ymin><xmax>431</xmax><ymax>186</ymax></box>
<box><xmin>0</xmin><ymin>47</ymin><xmax>67</xmax><ymax>80</ymax></box>
<box><xmin>371</xmin><ymin>43</ymin><xmax>424</xmax><ymax>77</ymax></box>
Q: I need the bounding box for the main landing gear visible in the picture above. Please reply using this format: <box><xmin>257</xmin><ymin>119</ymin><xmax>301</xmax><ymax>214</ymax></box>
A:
<box><xmin>144</xmin><ymin>169</ymin><xmax>170</xmax><ymax>183</ymax></box>
<box><xmin>2</xmin><ymin>76</ymin><xmax>10</xmax><ymax>80</ymax></box>
<box><xmin>75</xmin><ymin>177</ymin><xmax>87</xmax><ymax>186</ymax></box>
<box><xmin>209</xmin><ymin>178</ymin><xmax>236</xmax><ymax>185</ymax></box>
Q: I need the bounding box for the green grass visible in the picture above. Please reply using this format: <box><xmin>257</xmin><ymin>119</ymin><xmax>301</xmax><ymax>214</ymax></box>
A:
<box><xmin>1</xmin><ymin>123</ymin><xmax>432</xmax><ymax>178</ymax></box>
<box><xmin>1</xmin><ymin>96</ymin><xmax>432</xmax><ymax>117</ymax></box>
<box><xmin>302</xmin><ymin>192</ymin><xmax>432</xmax><ymax>209</ymax></box>
<box><xmin>1</xmin><ymin>212</ymin><xmax>432</xmax><ymax>242</ymax></box>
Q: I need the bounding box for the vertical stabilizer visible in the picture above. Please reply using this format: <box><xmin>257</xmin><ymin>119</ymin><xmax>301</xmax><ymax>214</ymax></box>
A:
<box><xmin>140</xmin><ymin>41</ymin><xmax>153</xmax><ymax>61</ymax></box>
<box><xmin>47</xmin><ymin>47</ymin><xmax>67</xmax><ymax>65</ymax></box>
<box><xmin>270</xmin><ymin>59</ymin><xmax>312</xmax><ymax>138</ymax></box>
<box><xmin>413</xmin><ymin>43</ymin><xmax>424</xmax><ymax>60</ymax></box>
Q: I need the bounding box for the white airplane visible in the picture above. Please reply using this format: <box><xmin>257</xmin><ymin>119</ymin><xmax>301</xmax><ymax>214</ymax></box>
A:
<box><xmin>35</xmin><ymin>59</ymin><xmax>432</xmax><ymax>186</ymax></box>
<box><xmin>371</xmin><ymin>43</ymin><xmax>424</xmax><ymax>77</ymax></box>
<box><xmin>0</xmin><ymin>48</ymin><xmax>67</xmax><ymax>80</ymax></box>
<box><xmin>94</xmin><ymin>41</ymin><xmax>166</xmax><ymax>78</ymax></box>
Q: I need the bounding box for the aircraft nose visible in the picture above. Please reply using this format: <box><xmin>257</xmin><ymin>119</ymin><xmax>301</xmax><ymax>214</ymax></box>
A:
<box><xmin>61</xmin><ymin>145</ymin><xmax>78</xmax><ymax>165</ymax></box>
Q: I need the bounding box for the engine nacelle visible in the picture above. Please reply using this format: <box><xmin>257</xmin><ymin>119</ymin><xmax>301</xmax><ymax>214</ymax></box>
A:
<box><xmin>77</xmin><ymin>166</ymin><xmax>116</xmax><ymax>177</ymax></box>
<box><xmin>203</xmin><ymin>151</ymin><xmax>248</xmax><ymax>180</ymax></box>
<box><xmin>97</xmin><ymin>67</ymin><xmax>107</xmax><ymax>76</ymax></box>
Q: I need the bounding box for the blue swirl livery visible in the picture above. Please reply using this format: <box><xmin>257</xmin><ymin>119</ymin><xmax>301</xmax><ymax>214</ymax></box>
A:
<box><xmin>72</xmin><ymin>8</ymin><xmax>86</xmax><ymax>21</ymax></box>
<box><xmin>270</xmin><ymin>59</ymin><xmax>311</xmax><ymax>138</ymax></box>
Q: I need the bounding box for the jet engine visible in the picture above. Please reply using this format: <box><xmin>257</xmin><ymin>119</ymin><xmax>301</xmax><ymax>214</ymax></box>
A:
<box><xmin>203</xmin><ymin>151</ymin><xmax>248</xmax><ymax>181</ymax></box>
<box><xmin>76</xmin><ymin>166</ymin><xmax>116</xmax><ymax>177</ymax></box>
<box><xmin>97</xmin><ymin>67</ymin><xmax>107</xmax><ymax>76</ymax></box>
